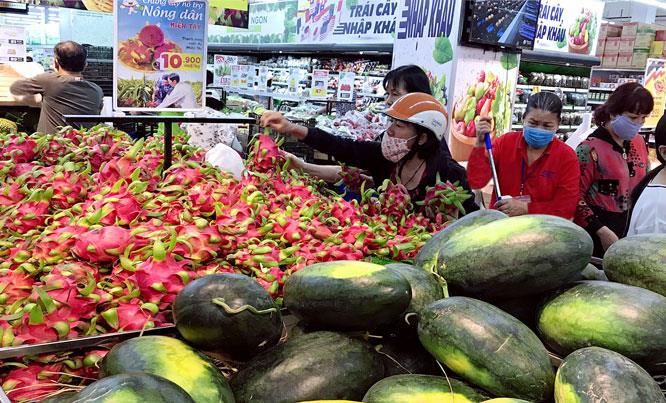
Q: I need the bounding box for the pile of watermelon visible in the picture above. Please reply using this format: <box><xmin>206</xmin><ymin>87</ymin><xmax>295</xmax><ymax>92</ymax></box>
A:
<box><xmin>2</xmin><ymin>124</ymin><xmax>666</xmax><ymax>402</ymax></box>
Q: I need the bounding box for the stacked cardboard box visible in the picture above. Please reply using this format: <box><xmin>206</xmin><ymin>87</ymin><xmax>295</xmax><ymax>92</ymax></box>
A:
<box><xmin>616</xmin><ymin>22</ymin><xmax>658</xmax><ymax>69</ymax></box>
<box><xmin>653</xmin><ymin>30</ymin><xmax>666</xmax><ymax>58</ymax></box>
<box><xmin>600</xmin><ymin>23</ymin><xmax>622</xmax><ymax>68</ymax></box>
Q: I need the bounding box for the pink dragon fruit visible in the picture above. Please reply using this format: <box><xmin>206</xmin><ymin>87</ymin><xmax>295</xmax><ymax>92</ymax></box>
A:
<box><xmin>81</xmin><ymin>188</ymin><xmax>142</xmax><ymax>226</ymax></box>
<box><xmin>128</xmin><ymin>240</ymin><xmax>191</xmax><ymax>308</ymax></box>
<box><xmin>33</xmin><ymin>225</ymin><xmax>88</xmax><ymax>264</ymax></box>
<box><xmin>11</xmin><ymin>162</ymin><xmax>39</xmax><ymax>178</ymax></box>
<box><xmin>172</xmin><ymin>222</ymin><xmax>222</xmax><ymax>263</ymax></box>
<box><xmin>35</xmin><ymin>135</ymin><xmax>75</xmax><ymax>166</ymax></box>
<box><xmin>100</xmin><ymin>299</ymin><xmax>166</xmax><ymax>331</ymax></box>
<box><xmin>154</xmin><ymin>40</ymin><xmax>177</xmax><ymax>59</ymax></box>
<box><xmin>49</xmin><ymin>170</ymin><xmax>90</xmax><ymax>211</ymax></box>
<box><xmin>5</xmin><ymin>188</ymin><xmax>53</xmax><ymax>233</ymax></box>
<box><xmin>138</xmin><ymin>24</ymin><xmax>165</xmax><ymax>48</ymax></box>
<box><xmin>246</xmin><ymin>134</ymin><xmax>285</xmax><ymax>173</ymax></box>
<box><xmin>2</xmin><ymin>136</ymin><xmax>37</xmax><ymax>163</ymax></box>
<box><xmin>0</xmin><ymin>271</ymin><xmax>34</xmax><ymax>307</ymax></box>
<box><xmin>2</xmin><ymin>363</ymin><xmax>63</xmax><ymax>402</ymax></box>
<box><xmin>0</xmin><ymin>182</ymin><xmax>25</xmax><ymax>206</ymax></box>
<box><xmin>72</xmin><ymin>226</ymin><xmax>133</xmax><ymax>264</ymax></box>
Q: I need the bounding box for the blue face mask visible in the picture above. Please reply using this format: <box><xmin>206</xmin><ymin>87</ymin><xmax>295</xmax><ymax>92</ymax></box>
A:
<box><xmin>523</xmin><ymin>126</ymin><xmax>555</xmax><ymax>149</ymax></box>
<box><xmin>611</xmin><ymin>115</ymin><xmax>643</xmax><ymax>141</ymax></box>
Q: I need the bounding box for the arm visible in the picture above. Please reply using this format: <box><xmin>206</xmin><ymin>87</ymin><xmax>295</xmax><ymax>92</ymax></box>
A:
<box><xmin>282</xmin><ymin>151</ymin><xmax>342</xmax><ymax>182</ymax></box>
<box><xmin>10</xmin><ymin>74</ymin><xmax>46</xmax><ymax>96</ymax></box>
<box><xmin>158</xmin><ymin>85</ymin><xmax>181</xmax><ymax>108</ymax></box>
<box><xmin>574</xmin><ymin>142</ymin><xmax>603</xmax><ymax>232</ymax></box>
<box><xmin>261</xmin><ymin>111</ymin><xmax>386</xmax><ymax>172</ymax></box>
<box><xmin>527</xmin><ymin>148</ymin><xmax>580</xmax><ymax>219</ymax></box>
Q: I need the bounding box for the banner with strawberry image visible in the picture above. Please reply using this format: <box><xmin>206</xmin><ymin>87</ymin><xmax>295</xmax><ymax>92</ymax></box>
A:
<box><xmin>113</xmin><ymin>0</ymin><xmax>207</xmax><ymax>111</ymax></box>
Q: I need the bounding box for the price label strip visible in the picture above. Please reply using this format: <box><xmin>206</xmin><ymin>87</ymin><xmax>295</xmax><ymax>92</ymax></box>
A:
<box><xmin>158</xmin><ymin>52</ymin><xmax>203</xmax><ymax>72</ymax></box>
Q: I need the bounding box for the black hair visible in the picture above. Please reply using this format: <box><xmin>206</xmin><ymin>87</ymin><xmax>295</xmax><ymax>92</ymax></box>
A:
<box><xmin>524</xmin><ymin>91</ymin><xmax>563</xmax><ymax>121</ymax></box>
<box><xmin>655</xmin><ymin>112</ymin><xmax>666</xmax><ymax>165</ymax></box>
<box><xmin>168</xmin><ymin>73</ymin><xmax>181</xmax><ymax>83</ymax></box>
<box><xmin>162</xmin><ymin>74</ymin><xmax>169</xmax><ymax>80</ymax></box>
<box><xmin>383</xmin><ymin>65</ymin><xmax>432</xmax><ymax>95</ymax></box>
<box><xmin>593</xmin><ymin>82</ymin><xmax>654</xmax><ymax>126</ymax></box>
<box><xmin>54</xmin><ymin>41</ymin><xmax>87</xmax><ymax>73</ymax></box>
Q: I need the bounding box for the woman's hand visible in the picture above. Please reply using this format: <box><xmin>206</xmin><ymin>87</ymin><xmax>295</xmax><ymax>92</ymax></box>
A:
<box><xmin>281</xmin><ymin>150</ymin><xmax>306</xmax><ymax>171</ymax></box>
<box><xmin>475</xmin><ymin>117</ymin><xmax>493</xmax><ymax>147</ymax></box>
<box><xmin>494</xmin><ymin>198</ymin><xmax>528</xmax><ymax>217</ymax></box>
<box><xmin>260</xmin><ymin>111</ymin><xmax>308</xmax><ymax>140</ymax></box>
<box><xmin>597</xmin><ymin>226</ymin><xmax>619</xmax><ymax>251</ymax></box>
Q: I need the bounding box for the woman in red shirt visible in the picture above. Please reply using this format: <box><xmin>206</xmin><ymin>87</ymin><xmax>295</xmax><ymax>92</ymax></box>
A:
<box><xmin>467</xmin><ymin>91</ymin><xmax>580</xmax><ymax>219</ymax></box>
<box><xmin>575</xmin><ymin>82</ymin><xmax>653</xmax><ymax>257</ymax></box>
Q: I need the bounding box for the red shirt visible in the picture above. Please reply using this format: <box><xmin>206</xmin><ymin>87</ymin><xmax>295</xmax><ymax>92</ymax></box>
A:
<box><xmin>467</xmin><ymin>131</ymin><xmax>580</xmax><ymax>219</ymax></box>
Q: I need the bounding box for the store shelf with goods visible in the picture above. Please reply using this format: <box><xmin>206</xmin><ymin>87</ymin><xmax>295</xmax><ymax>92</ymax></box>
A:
<box><xmin>516</xmin><ymin>84</ymin><xmax>589</xmax><ymax>93</ymax></box>
<box><xmin>592</xmin><ymin>67</ymin><xmax>646</xmax><ymax>73</ymax></box>
<box><xmin>589</xmin><ymin>87</ymin><xmax>615</xmax><ymax>92</ymax></box>
<box><xmin>587</xmin><ymin>100</ymin><xmax>605</xmax><ymax>105</ymax></box>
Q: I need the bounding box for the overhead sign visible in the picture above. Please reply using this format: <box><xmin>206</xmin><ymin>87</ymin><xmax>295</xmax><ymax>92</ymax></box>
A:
<box><xmin>533</xmin><ymin>0</ymin><xmax>605</xmax><ymax>55</ymax></box>
<box><xmin>114</xmin><ymin>0</ymin><xmax>207</xmax><ymax>111</ymax></box>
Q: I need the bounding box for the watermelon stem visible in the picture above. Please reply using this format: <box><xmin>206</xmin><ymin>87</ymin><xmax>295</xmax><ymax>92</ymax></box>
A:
<box><xmin>211</xmin><ymin>298</ymin><xmax>277</xmax><ymax>316</ymax></box>
<box><xmin>404</xmin><ymin>312</ymin><xmax>418</xmax><ymax>326</ymax></box>
<box><xmin>374</xmin><ymin>344</ymin><xmax>413</xmax><ymax>374</ymax></box>
<box><xmin>434</xmin><ymin>360</ymin><xmax>455</xmax><ymax>395</ymax></box>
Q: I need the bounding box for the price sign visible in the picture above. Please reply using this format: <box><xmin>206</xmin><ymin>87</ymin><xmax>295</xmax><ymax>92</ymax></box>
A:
<box><xmin>158</xmin><ymin>52</ymin><xmax>203</xmax><ymax>71</ymax></box>
<box><xmin>114</xmin><ymin>0</ymin><xmax>207</xmax><ymax>111</ymax></box>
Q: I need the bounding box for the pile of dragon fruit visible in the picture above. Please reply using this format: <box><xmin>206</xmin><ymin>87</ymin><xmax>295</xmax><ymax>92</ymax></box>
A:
<box><xmin>0</xmin><ymin>124</ymin><xmax>470</xmax><ymax>401</ymax></box>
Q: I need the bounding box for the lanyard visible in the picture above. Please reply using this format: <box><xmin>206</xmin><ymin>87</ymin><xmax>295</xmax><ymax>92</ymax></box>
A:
<box><xmin>520</xmin><ymin>160</ymin><xmax>528</xmax><ymax>196</ymax></box>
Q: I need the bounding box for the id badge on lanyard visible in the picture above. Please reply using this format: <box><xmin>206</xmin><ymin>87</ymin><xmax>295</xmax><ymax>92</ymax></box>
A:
<box><xmin>518</xmin><ymin>160</ymin><xmax>532</xmax><ymax>203</ymax></box>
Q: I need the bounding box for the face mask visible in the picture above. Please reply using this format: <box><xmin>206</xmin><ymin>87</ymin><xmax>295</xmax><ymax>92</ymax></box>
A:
<box><xmin>611</xmin><ymin>115</ymin><xmax>643</xmax><ymax>141</ymax></box>
<box><xmin>381</xmin><ymin>133</ymin><xmax>416</xmax><ymax>163</ymax></box>
<box><xmin>523</xmin><ymin>126</ymin><xmax>556</xmax><ymax>149</ymax></box>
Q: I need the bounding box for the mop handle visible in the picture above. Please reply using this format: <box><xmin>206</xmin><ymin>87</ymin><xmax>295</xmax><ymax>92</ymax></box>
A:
<box><xmin>484</xmin><ymin>133</ymin><xmax>503</xmax><ymax>200</ymax></box>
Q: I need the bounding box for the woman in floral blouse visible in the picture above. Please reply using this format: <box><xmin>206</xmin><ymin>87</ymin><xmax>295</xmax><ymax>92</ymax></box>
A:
<box><xmin>575</xmin><ymin>83</ymin><xmax>653</xmax><ymax>257</ymax></box>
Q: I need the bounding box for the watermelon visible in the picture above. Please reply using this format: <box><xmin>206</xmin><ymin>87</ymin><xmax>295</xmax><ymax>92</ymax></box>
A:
<box><xmin>426</xmin><ymin>215</ymin><xmax>592</xmax><ymax>299</ymax></box>
<box><xmin>537</xmin><ymin>281</ymin><xmax>666</xmax><ymax>364</ymax></box>
<box><xmin>230</xmin><ymin>331</ymin><xmax>384</xmax><ymax>403</ymax></box>
<box><xmin>482</xmin><ymin>399</ymin><xmax>532</xmax><ymax>403</ymax></box>
<box><xmin>101</xmin><ymin>336</ymin><xmax>235</xmax><ymax>403</ymax></box>
<box><xmin>377</xmin><ymin>337</ymin><xmax>441</xmax><ymax>377</ymax></box>
<box><xmin>418</xmin><ymin>297</ymin><xmax>554</xmax><ymax>401</ymax></box>
<box><xmin>362</xmin><ymin>375</ymin><xmax>488</xmax><ymax>403</ymax></box>
<box><xmin>385</xmin><ymin>263</ymin><xmax>445</xmax><ymax>314</ymax></box>
<box><xmin>68</xmin><ymin>373</ymin><xmax>194</xmax><ymax>403</ymax></box>
<box><xmin>604</xmin><ymin>234</ymin><xmax>666</xmax><ymax>297</ymax></box>
<box><xmin>416</xmin><ymin>209</ymin><xmax>507</xmax><ymax>270</ymax></box>
<box><xmin>174</xmin><ymin>273</ymin><xmax>283</xmax><ymax>361</ymax></box>
<box><xmin>283</xmin><ymin>261</ymin><xmax>411</xmax><ymax>330</ymax></box>
<box><xmin>554</xmin><ymin>347</ymin><xmax>665</xmax><ymax>403</ymax></box>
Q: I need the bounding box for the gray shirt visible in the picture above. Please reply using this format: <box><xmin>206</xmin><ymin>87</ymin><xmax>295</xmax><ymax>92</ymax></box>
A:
<box><xmin>10</xmin><ymin>72</ymin><xmax>103</xmax><ymax>134</ymax></box>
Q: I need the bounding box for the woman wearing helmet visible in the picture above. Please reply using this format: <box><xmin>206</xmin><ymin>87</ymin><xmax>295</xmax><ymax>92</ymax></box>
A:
<box><xmin>467</xmin><ymin>91</ymin><xmax>579</xmax><ymax>219</ymax></box>
<box><xmin>260</xmin><ymin>93</ymin><xmax>478</xmax><ymax>213</ymax></box>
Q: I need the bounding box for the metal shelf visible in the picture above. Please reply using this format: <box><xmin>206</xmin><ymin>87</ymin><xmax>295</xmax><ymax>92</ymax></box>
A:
<box><xmin>587</xmin><ymin>100</ymin><xmax>605</xmax><ymax>105</ymax></box>
<box><xmin>589</xmin><ymin>87</ymin><xmax>614</xmax><ymax>92</ymax></box>
<box><xmin>592</xmin><ymin>67</ymin><xmax>646</xmax><ymax>72</ymax></box>
<box><xmin>516</xmin><ymin>84</ymin><xmax>589</xmax><ymax>93</ymax></box>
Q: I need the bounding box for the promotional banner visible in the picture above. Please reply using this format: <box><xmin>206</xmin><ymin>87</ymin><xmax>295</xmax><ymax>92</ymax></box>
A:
<box><xmin>448</xmin><ymin>48</ymin><xmax>520</xmax><ymax>161</ymax></box>
<box><xmin>337</xmin><ymin>71</ymin><xmax>355</xmax><ymax>100</ymax></box>
<box><xmin>209</xmin><ymin>0</ymin><xmax>249</xmax><ymax>28</ymax></box>
<box><xmin>114</xmin><ymin>0</ymin><xmax>207</xmax><ymax>111</ymax></box>
<box><xmin>311</xmin><ymin>69</ymin><xmax>329</xmax><ymax>98</ymax></box>
<box><xmin>533</xmin><ymin>0</ymin><xmax>604</xmax><ymax>56</ymax></box>
<box><xmin>0</xmin><ymin>26</ymin><xmax>26</xmax><ymax>63</ymax></box>
<box><xmin>644</xmin><ymin>58</ymin><xmax>666</xmax><ymax>128</ymax></box>
<box><xmin>392</xmin><ymin>0</ymin><xmax>461</xmax><ymax>106</ymax></box>
<box><xmin>213</xmin><ymin>54</ymin><xmax>238</xmax><ymax>88</ymax></box>
<box><xmin>208</xmin><ymin>0</ymin><xmax>297</xmax><ymax>45</ymax></box>
<box><xmin>297</xmin><ymin>0</ymin><xmax>397</xmax><ymax>44</ymax></box>
<box><xmin>11</xmin><ymin>0</ymin><xmax>112</xmax><ymax>13</ymax></box>
<box><xmin>230</xmin><ymin>64</ymin><xmax>249</xmax><ymax>89</ymax></box>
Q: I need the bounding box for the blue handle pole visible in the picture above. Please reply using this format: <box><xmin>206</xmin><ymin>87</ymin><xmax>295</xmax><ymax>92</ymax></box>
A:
<box><xmin>484</xmin><ymin>133</ymin><xmax>503</xmax><ymax>200</ymax></box>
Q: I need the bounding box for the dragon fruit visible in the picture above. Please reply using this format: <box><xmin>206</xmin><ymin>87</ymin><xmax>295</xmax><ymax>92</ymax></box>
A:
<box><xmin>5</xmin><ymin>188</ymin><xmax>53</xmax><ymax>233</ymax></box>
<box><xmin>2</xmin><ymin>363</ymin><xmax>64</xmax><ymax>402</ymax></box>
<box><xmin>80</xmin><ymin>186</ymin><xmax>142</xmax><ymax>227</ymax></box>
<box><xmin>128</xmin><ymin>240</ymin><xmax>191</xmax><ymax>308</ymax></box>
<box><xmin>35</xmin><ymin>135</ymin><xmax>75</xmax><ymax>166</ymax></box>
<box><xmin>0</xmin><ymin>271</ymin><xmax>34</xmax><ymax>308</ymax></box>
<box><xmin>72</xmin><ymin>226</ymin><xmax>133</xmax><ymax>264</ymax></box>
<box><xmin>49</xmin><ymin>170</ymin><xmax>90</xmax><ymax>211</ymax></box>
<box><xmin>154</xmin><ymin>40</ymin><xmax>177</xmax><ymax>59</ymax></box>
<box><xmin>2</xmin><ymin>136</ymin><xmax>37</xmax><ymax>163</ymax></box>
<box><xmin>100</xmin><ymin>299</ymin><xmax>165</xmax><ymax>332</ymax></box>
<box><xmin>247</xmin><ymin>134</ymin><xmax>285</xmax><ymax>173</ymax></box>
<box><xmin>417</xmin><ymin>179</ymin><xmax>472</xmax><ymax>220</ymax></box>
<box><xmin>33</xmin><ymin>225</ymin><xmax>88</xmax><ymax>265</ymax></box>
<box><xmin>138</xmin><ymin>24</ymin><xmax>165</xmax><ymax>48</ymax></box>
<box><xmin>172</xmin><ymin>222</ymin><xmax>221</xmax><ymax>263</ymax></box>
<box><xmin>0</xmin><ymin>182</ymin><xmax>26</xmax><ymax>206</ymax></box>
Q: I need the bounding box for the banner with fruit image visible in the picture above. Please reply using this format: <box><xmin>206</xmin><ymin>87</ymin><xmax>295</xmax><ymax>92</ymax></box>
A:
<box><xmin>392</xmin><ymin>0</ymin><xmax>462</xmax><ymax>107</ymax></box>
<box><xmin>533</xmin><ymin>0</ymin><xmax>604</xmax><ymax>55</ymax></box>
<box><xmin>213</xmin><ymin>54</ymin><xmax>238</xmax><ymax>88</ymax></box>
<box><xmin>643</xmin><ymin>58</ymin><xmax>666</xmax><ymax>128</ymax></box>
<box><xmin>448</xmin><ymin>48</ymin><xmax>520</xmax><ymax>162</ymax></box>
<box><xmin>113</xmin><ymin>0</ymin><xmax>207</xmax><ymax>111</ymax></box>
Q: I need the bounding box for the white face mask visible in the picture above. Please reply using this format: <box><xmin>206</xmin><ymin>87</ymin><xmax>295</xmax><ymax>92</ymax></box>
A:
<box><xmin>381</xmin><ymin>133</ymin><xmax>417</xmax><ymax>163</ymax></box>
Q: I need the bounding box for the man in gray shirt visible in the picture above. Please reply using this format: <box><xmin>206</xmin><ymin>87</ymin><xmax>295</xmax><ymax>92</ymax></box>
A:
<box><xmin>10</xmin><ymin>41</ymin><xmax>103</xmax><ymax>134</ymax></box>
